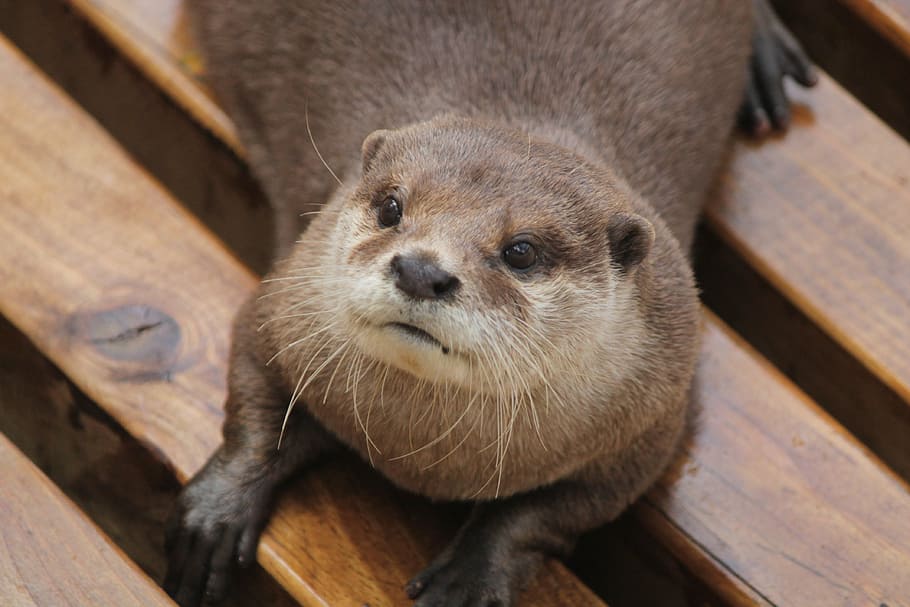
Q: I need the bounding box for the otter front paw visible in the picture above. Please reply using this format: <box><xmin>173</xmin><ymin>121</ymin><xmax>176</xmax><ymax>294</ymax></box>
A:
<box><xmin>163</xmin><ymin>462</ymin><xmax>273</xmax><ymax>607</ymax></box>
<box><xmin>739</xmin><ymin>0</ymin><xmax>817</xmax><ymax>136</ymax></box>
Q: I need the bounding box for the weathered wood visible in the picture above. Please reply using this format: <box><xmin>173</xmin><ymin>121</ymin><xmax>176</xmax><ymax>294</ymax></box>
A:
<box><xmin>703</xmin><ymin>73</ymin><xmax>910</xmax><ymax>477</ymax></box>
<box><xmin>771</xmin><ymin>0</ymin><xmax>910</xmax><ymax>141</ymax></box>
<box><xmin>73</xmin><ymin>0</ymin><xmax>239</xmax><ymax>151</ymax></box>
<box><xmin>644</xmin><ymin>313</ymin><xmax>910</xmax><ymax>606</ymax></box>
<box><xmin>711</xmin><ymin>74</ymin><xmax>910</xmax><ymax>406</ymax></box>
<box><xmin>0</xmin><ymin>35</ymin><xmax>602</xmax><ymax>607</ymax></box>
<box><xmin>0</xmin><ymin>432</ymin><xmax>175</xmax><ymax>606</ymax></box>
<box><xmin>0</xmin><ymin>0</ymin><xmax>273</xmax><ymax>274</ymax></box>
<box><xmin>3</xmin><ymin>28</ymin><xmax>910</xmax><ymax>607</ymax></box>
<box><xmin>840</xmin><ymin>0</ymin><xmax>910</xmax><ymax>56</ymax></box>
<box><xmin>695</xmin><ymin>226</ymin><xmax>910</xmax><ymax>486</ymax></box>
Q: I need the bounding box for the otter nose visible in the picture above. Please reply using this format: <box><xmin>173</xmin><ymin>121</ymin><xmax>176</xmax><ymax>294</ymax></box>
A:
<box><xmin>390</xmin><ymin>254</ymin><xmax>461</xmax><ymax>300</ymax></box>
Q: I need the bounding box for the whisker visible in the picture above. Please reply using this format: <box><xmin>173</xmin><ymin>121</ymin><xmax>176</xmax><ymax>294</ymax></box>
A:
<box><xmin>305</xmin><ymin>101</ymin><xmax>343</xmax><ymax>186</ymax></box>
<box><xmin>266</xmin><ymin>321</ymin><xmax>339</xmax><ymax>366</ymax></box>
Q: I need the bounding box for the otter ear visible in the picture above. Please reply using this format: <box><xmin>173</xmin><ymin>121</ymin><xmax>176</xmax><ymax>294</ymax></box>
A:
<box><xmin>608</xmin><ymin>213</ymin><xmax>655</xmax><ymax>271</ymax></box>
<box><xmin>361</xmin><ymin>129</ymin><xmax>391</xmax><ymax>173</ymax></box>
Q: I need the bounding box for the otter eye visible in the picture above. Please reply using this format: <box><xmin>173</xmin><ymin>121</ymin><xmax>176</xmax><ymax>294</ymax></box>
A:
<box><xmin>378</xmin><ymin>195</ymin><xmax>402</xmax><ymax>227</ymax></box>
<box><xmin>503</xmin><ymin>241</ymin><xmax>537</xmax><ymax>270</ymax></box>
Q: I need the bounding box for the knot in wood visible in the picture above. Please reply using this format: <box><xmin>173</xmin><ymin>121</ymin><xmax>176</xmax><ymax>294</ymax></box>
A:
<box><xmin>78</xmin><ymin>304</ymin><xmax>180</xmax><ymax>366</ymax></box>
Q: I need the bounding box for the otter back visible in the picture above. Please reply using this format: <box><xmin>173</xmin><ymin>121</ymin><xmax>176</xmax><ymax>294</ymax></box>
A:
<box><xmin>193</xmin><ymin>0</ymin><xmax>750</xmax><ymax>252</ymax></box>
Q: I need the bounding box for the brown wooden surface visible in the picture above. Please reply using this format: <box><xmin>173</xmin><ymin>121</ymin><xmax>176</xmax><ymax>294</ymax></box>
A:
<box><xmin>0</xmin><ymin>35</ymin><xmax>601</xmax><ymax>607</ymax></box>
<box><xmin>643</xmin><ymin>313</ymin><xmax>910</xmax><ymax>606</ymax></box>
<box><xmin>695</xmin><ymin>225</ymin><xmax>910</xmax><ymax>488</ymax></box>
<box><xmin>54</xmin><ymin>0</ymin><xmax>910</xmax><ymax>482</ymax></box>
<box><xmin>705</xmin><ymin>73</ymin><xmax>910</xmax><ymax>466</ymax></box>
<box><xmin>771</xmin><ymin>0</ymin><xmax>910</xmax><ymax>143</ymax></box>
<box><xmin>840</xmin><ymin>0</ymin><xmax>910</xmax><ymax>56</ymax></box>
<box><xmin>71</xmin><ymin>0</ymin><xmax>240</xmax><ymax>153</ymax></box>
<box><xmin>0</xmin><ymin>432</ymin><xmax>175</xmax><ymax>606</ymax></box>
<box><xmin>3</xmin><ymin>29</ymin><xmax>910</xmax><ymax>607</ymax></box>
<box><xmin>0</xmin><ymin>0</ymin><xmax>274</xmax><ymax>274</ymax></box>
<box><xmin>709</xmin><ymin>70</ymin><xmax>910</xmax><ymax>408</ymax></box>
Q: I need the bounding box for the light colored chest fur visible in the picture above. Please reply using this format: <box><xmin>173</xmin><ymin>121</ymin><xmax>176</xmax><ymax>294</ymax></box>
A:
<box><xmin>293</xmin><ymin>362</ymin><xmax>627</xmax><ymax>500</ymax></box>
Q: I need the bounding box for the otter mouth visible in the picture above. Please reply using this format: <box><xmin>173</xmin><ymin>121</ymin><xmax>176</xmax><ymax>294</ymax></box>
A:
<box><xmin>385</xmin><ymin>322</ymin><xmax>451</xmax><ymax>355</ymax></box>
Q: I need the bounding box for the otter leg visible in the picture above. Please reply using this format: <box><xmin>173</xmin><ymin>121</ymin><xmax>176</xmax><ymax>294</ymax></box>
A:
<box><xmin>739</xmin><ymin>0</ymin><xmax>817</xmax><ymax>136</ymax></box>
<box><xmin>163</xmin><ymin>304</ymin><xmax>339</xmax><ymax>607</ymax></box>
<box><xmin>404</xmin><ymin>480</ymin><xmax>627</xmax><ymax>607</ymax></box>
<box><xmin>407</xmin><ymin>414</ymin><xmax>683</xmax><ymax>607</ymax></box>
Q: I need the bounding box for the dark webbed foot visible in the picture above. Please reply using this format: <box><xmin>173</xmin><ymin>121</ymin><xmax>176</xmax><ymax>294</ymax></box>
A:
<box><xmin>163</xmin><ymin>453</ymin><xmax>275</xmax><ymax>607</ymax></box>
<box><xmin>403</xmin><ymin>479</ymin><xmax>624</xmax><ymax>607</ymax></box>
<box><xmin>405</xmin><ymin>540</ymin><xmax>537</xmax><ymax>607</ymax></box>
<box><xmin>740</xmin><ymin>0</ymin><xmax>818</xmax><ymax>136</ymax></box>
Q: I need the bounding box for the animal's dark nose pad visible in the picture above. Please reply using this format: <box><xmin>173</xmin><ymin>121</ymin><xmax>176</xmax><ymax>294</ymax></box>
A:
<box><xmin>390</xmin><ymin>254</ymin><xmax>461</xmax><ymax>300</ymax></box>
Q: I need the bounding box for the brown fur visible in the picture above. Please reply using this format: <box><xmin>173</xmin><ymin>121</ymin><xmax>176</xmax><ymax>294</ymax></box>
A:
<box><xmin>167</xmin><ymin>2</ymin><xmax>754</xmax><ymax>605</ymax></box>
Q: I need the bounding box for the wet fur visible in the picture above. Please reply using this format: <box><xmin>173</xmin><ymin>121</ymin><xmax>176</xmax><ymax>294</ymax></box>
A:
<box><xmin>166</xmin><ymin>1</ymin><xmax>752</xmax><ymax>605</ymax></box>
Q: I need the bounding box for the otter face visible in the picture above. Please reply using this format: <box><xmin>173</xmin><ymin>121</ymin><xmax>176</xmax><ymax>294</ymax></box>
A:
<box><xmin>321</xmin><ymin>116</ymin><xmax>653</xmax><ymax>394</ymax></box>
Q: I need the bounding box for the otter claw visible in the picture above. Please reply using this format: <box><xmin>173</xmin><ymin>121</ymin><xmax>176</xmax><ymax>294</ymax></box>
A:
<box><xmin>740</xmin><ymin>0</ymin><xmax>817</xmax><ymax>137</ymax></box>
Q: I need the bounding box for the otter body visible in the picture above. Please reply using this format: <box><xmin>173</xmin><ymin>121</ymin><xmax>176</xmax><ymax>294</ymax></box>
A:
<box><xmin>166</xmin><ymin>2</ymin><xmax>763</xmax><ymax>605</ymax></box>
<box><xmin>190</xmin><ymin>0</ymin><xmax>749</xmax><ymax>500</ymax></box>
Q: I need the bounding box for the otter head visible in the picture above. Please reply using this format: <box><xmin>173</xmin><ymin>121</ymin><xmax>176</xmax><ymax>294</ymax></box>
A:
<box><xmin>316</xmin><ymin>115</ymin><xmax>655</xmax><ymax>396</ymax></box>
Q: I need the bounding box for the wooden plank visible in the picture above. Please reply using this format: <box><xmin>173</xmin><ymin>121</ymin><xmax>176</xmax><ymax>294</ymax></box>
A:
<box><xmin>0</xmin><ymin>35</ymin><xmax>601</xmax><ymax>607</ymax></box>
<box><xmin>2</xmin><ymin>30</ymin><xmax>910</xmax><ymax>607</ymax></box>
<box><xmin>71</xmin><ymin>0</ymin><xmax>241</xmax><ymax>153</ymax></box>
<box><xmin>840</xmin><ymin>0</ymin><xmax>910</xmax><ymax>57</ymax></box>
<box><xmin>718</xmin><ymin>77</ymin><xmax>910</xmax><ymax>402</ymax></box>
<box><xmin>704</xmin><ymin>72</ymin><xmax>910</xmax><ymax>475</ymax></box>
<box><xmin>642</xmin><ymin>313</ymin><xmax>910</xmax><ymax>606</ymax></box>
<box><xmin>0</xmin><ymin>432</ymin><xmax>175</xmax><ymax>606</ymax></box>
<box><xmin>695</xmin><ymin>225</ymin><xmax>910</xmax><ymax>488</ymax></box>
<box><xmin>0</xmin><ymin>0</ymin><xmax>274</xmax><ymax>274</ymax></box>
<box><xmin>44</xmin><ymin>0</ymin><xmax>910</xmax><ymax>479</ymax></box>
<box><xmin>769</xmin><ymin>0</ymin><xmax>910</xmax><ymax>141</ymax></box>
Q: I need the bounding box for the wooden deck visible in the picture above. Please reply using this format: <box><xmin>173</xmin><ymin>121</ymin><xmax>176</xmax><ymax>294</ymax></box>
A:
<box><xmin>0</xmin><ymin>431</ymin><xmax>175</xmax><ymax>606</ymax></box>
<box><xmin>1</xmin><ymin>1</ymin><xmax>909</xmax><ymax>605</ymax></box>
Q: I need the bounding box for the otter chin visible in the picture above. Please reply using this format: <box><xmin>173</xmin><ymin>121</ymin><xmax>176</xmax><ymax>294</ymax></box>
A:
<box><xmin>357</xmin><ymin>321</ymin><xmax>457</xmax><ymax>376</ymax></box>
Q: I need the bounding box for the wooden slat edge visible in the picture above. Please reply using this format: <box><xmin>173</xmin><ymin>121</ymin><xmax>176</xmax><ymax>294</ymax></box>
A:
<box><xmin>642</xmin><ymin>311</ymin><xmax>910</xmax><ymax>605</ymax></box>
<box><xmin>706</xmin><ymin>72</ymin><xmax>910</xmax><ymax>407</ymax></box>
<box><xmin>0</xmin><ymin>432</ymin><xmax>175</xmax><ymax>607</ymax></box>
<box><xmin>70</xmin><ymin>0</ymin><xmax>242</xmax><ymax>154</ymax></box>
<box><xmin>839</xmin><ymin>0</ymin><xmax>910</xmax><ymax>57</ymax></box>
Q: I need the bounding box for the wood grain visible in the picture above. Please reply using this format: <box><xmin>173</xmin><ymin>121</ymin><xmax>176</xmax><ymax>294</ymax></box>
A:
<box><xmin>840</xmin><ymin>0</ymin><xmax>910</xmax><ymax>57</ymax></box>
<box><xmin>3</xmin><ymin>27</ymin><xmax>910</xmax><ymax>607</ymax></box>
<box><xmin>0</xmin><ymin>35</ymin><xmax>601</xmax><ymax>607</ymax></box>
<box><xmin>0</xmin><ymin>432</ymin><xmax>175</xmax><ymax>606</ymax></box>
<box><xmin>0</xmin><ymin>0</ymin><xmax>274</xmax><ymax>273</ymax></box>
<box><xmin>707</xmin><ymin>72</ymin><xmax>910</xmax><ymax>406</ymax></box>
<box><xmin>696</xmin><ymin>225</ymin><xmax>910</xmax><ymax>479</ymax></box>
<box><xmin>72</xmin><ymin>0</ymin><xmax>241</xmax><ymax>153</ymax></box>
<box><xmin>770</xmin><ymin>0</ymin><xmax>910</xmax><ymax>142</ymax></box>
<box><xmin>643</xmin><ymin>313</ymin><xmax>910</xmax><ymax>606</ymax></box>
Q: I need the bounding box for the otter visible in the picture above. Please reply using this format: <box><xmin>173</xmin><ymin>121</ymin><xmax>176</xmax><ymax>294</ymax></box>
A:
<box><xmin>164</xmin><ymin>1</ymin><xmax>814</xmax><ymax>605</ymax></box>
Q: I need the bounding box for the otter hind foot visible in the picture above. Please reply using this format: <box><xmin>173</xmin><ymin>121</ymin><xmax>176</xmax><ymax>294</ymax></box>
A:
<box><xmin>405</xmin><ymin>542</ymin><xmax>536</xmax><ymax>607</ymax></box>
<box><xmin>740</xmin><ymin>0</ymin><xmax>818</xmax><ymax>136</ymax></box>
